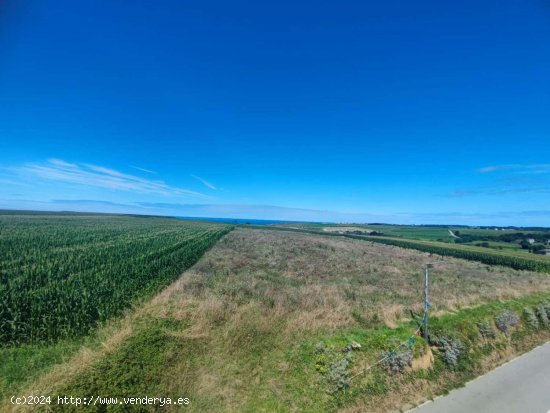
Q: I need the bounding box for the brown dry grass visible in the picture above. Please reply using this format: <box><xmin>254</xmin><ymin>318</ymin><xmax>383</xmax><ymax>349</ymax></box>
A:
<box><xmin>142</xmin><ymin>228</ymin><xmax>550</xmax><ymax>412</ymax></box>
<box><xmin>159</xmin><ymin>228</ymin><xmax>550</xmax><ymax>333</ymax></box>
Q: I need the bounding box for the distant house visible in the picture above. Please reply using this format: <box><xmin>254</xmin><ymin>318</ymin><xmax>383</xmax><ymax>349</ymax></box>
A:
<box><xmin>527</xmin><ymin>238</ymin><xmax>535</xmax><ymax>244</ymax></box>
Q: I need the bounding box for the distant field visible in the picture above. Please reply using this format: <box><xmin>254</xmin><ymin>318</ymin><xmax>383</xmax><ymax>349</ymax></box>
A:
<box><xmin>463</xmin><ymin>240</ymin><xmax>521</xmax><ymax>250</ymax></box>
<box><xmin>0</xmin><ymin>213</ymin><xmax>232</xmax><ymax>344</ymax></box>
<box><xmin>268</xmin><ymin>224</ymin><xmax>550</xmax><ymax>272</ymax></box>
<box><xmin>343</xmin><ymin>225</ymin><xmax>547</xmax><ymax>241</ymax></box>
<box><xmin>276</xmin><ymin>222</ymin><xmax>550</xmax><ymax>244</ymax></box>
<box><xmin>457</xmin><ymin>227</ymin><xmax>548</xmax><ymax>237</ymax></box>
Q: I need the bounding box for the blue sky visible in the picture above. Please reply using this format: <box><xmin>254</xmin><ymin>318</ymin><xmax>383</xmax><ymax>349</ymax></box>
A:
<box><xmin>1</xmin><ymin>0</ymin><xmax>549</xmax><ymax>225</ymax></box>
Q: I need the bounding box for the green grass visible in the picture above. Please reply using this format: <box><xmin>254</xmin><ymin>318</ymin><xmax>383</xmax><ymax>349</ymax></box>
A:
<box><xmin>456</xmin><ymin>227</ymin><xmax>548</xmax><ymax>237</ymax></box>
<box><xmin>56</xmin><ymin>318</ymin><xmax>189</xmax><ymax>412</ymax></box>
<box><xmin>0</xmin><ymin>339</ymin><xmax>84</xmax><ymax>401</ymax></box>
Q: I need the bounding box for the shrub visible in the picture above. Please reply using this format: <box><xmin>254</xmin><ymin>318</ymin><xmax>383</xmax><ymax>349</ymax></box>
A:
<box><xmin>381</xmin><ymin>348</ymin><xmax>413</xmax><ymax>374</ymax></box>
<box><xmin>440</xmin><ymin>337</ymin><xmax>465</xmax><ymax>367</ymax></box>
<box><xmin>543</xmin><ymin>301</ymin><xmax>550</xmax><ymax>320</ymax></box>
<box><xmin>476</xmin><ymin>320</ymin><xmax>496</xmax><ymax>339</ymax></box>
<box><xmin>315</xmin><ymin>341</ymin><xmax>327</xmax><ymax>354</ymax></box>
<box><xmin>314</xmin><ymin>344</ymin><xmax>353</xmax><ymax>393</ymax></box>
<box><xmin>496</xmin><ymin>309</ymin><xmax>520</xmax><ymax>333</ymax></box>
<box><xmin>326</xmin><ymin>353</ymin><xmax>352</xmax><ymax>393</ymax></box>
<box><xmin>536</xmin><ymin>304</ymin><xmax>549</xmax><ymax>327</ymax></box>
<box><xmin>523</xmin><ymin>307</ymin><xmax>539</xmax><ymax>329</ymax></box>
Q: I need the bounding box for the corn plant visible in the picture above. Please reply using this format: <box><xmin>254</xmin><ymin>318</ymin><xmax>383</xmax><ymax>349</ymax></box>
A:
<box><xmin>0</xmin><ymin>214</ymin><xmax>232</xmax><ymax>345</ymax></box>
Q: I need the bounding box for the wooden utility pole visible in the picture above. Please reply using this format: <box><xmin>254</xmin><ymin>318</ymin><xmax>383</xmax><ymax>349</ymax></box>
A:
<box><xmin>424</xmin><ymin>263</ymin><xmax>433</xmax><ymax>340</ymax></box>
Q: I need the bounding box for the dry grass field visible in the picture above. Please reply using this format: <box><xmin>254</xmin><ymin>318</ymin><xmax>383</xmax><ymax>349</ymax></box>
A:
<box><xmin>174</xmin><ymin>228</ymin><xmax>550</xmax><ymax>329</ymax></box>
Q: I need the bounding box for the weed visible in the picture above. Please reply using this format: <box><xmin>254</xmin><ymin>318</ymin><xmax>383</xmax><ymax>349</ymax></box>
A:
<box><xmin>495</xmin><ymin>309</ymin><xmax>520</xmax><ymax>333</ymax></box>
<box><xmin>476</xmin><ymin>320</ymin><xmax>496</xmax><ymax>339</ymax></box>
<box><xmin>537</xmin><ymin>304</ymin><xmax>550</xmax><ymax>327</ymax></box>
<box><xmin>381</xmin><ymin>348</ymin><xmax>413</xmax><ymax>374</ymax></box>
<box><xmin>523</xmin><ymin>307</ymin><xmax>539</xmax><ymax>329</ymax></box>
<box><xmin>543</xmin><ymin>301</ymin><xmax>550</xmax><ymax>320</ymax></box>
<box><xmin>326</xmin><ymin>353</ymin><xmax>352</xmax><ymax>394</ymax></box>
<box><xmin>315</xmin><ymin>341</ymin><xmax>327</xmax><ymax>354</ymax></box>
<box><xmin>433</xmin><ymin>337</ymin><xmax>465</xmax><ymax>368</ymax></box>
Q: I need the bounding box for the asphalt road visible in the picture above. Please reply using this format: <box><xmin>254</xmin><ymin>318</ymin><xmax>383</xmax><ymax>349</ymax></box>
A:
<box><xmin>410</xmin><ymin>341</ymin><xmax>550</xmax><ymax>413</ymax></box>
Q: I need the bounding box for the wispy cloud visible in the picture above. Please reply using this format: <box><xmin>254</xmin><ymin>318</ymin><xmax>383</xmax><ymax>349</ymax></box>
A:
<box><xmin>131</xmin><ymin>165</ymin><xmax>157</xmax><ymax>174</ymax></box>
<box><xmin>450</xmin><ymin>164</ymin><xmax>550</xmax><ymax>198</ymax></box>
<box><xmin>191</xmin><ymin>174</ymin><xmax>217</xmax><ymax>190</ymax></box>
<box><xmin>0</xmin><ymin>178</ymin><xmax>32</xmax><ymax>187</ymax></box>
<box><xmin>449</xmin><ymin>186</ymin><xmax>550</xmax><ymax>198</ymax></box>
<box><xmin>477</xmin><ymin>164</ymin><xmax>550</xmax><ymax>174</ymax></box>
<box><xmin>6</xmin><ymin>159</ymin><xmax>208</xmax><ymax>198</ymax></box>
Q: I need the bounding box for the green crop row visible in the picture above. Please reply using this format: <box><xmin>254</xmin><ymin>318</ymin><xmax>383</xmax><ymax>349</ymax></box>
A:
<box><xmin>0</xmin><ymin>214</ymin><xmax>232</xmax><ymax>345</ymax></box>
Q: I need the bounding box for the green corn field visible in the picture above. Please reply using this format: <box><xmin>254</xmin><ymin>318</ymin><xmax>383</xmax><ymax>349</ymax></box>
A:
<box><xmin>0</xmin><ymin>213</ymin><xmax>232</xmax><ymax>345</ymax></box>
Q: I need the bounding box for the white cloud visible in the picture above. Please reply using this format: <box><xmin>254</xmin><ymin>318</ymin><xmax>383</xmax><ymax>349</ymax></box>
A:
<box><xmin>191</xmin><ymin>174</ymin><xmax>217</xmax><ymax>190</ymax></box>
<box><xmin>6</xmin><ymin>159</ymin><xmax>209</xmax><ymax>198</ymax></box>
<box><xmin>130</xmin><ymin>166</ymin><xmax>157</xmax><ymax>174</ymax></box>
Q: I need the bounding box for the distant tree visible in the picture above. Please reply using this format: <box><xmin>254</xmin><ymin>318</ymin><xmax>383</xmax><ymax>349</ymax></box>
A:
<box><xmin>531</xmin><ymin>244</ymin><xmax>546</xmax><ymax>253</ymax></box>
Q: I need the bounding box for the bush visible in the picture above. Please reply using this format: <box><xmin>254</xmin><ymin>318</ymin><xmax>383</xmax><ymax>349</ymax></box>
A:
<box><xmin>315</xmin><ymin>341</ymin><xmax>327</xmax><ymax>354</ymax></box>
<box><xmin>326</xmin><ymin>353</ymin><xmax>352</xmax><ymax>393</ymax></box>
<box><xmin>536</xmin><ymin>304</ymin><xmax>549</xmax><ymax>327</ymax></box>
<box><xmin>314</xmin><ymin>343</ymin><xmax>353</xmax><ymax>393</ymax></box>
<box><xmin>476</xmin><ymin>320</ymin><xmax>496</xmax><ymax>339</ymax></box>
<box><xmin>496</xmin><ymin>310</ymin><xmax>520</xmax><ymax>333</ymax></box>
<box><xmin>523</xmin><ymin>307</ymin><xmax>539</xmax><ymax>329</ymax></box>
<box><xmin>381</xmin><ymin>348</ymin><xmax>413</xmax><ymax>374</ymax></box>
<box><xmin>435</xmin><ymin>337</ymin><xmax>465</xmax><ymax>368</ymax></box>
<box><xmin>543</xmin><ymin>301</ymin><xmax>550</xmax><ymax>319</ymax></box>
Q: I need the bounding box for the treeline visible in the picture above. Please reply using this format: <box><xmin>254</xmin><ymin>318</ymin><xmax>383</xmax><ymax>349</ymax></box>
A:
<box><xmin>453</xmin><ymin>231</ymin><xmax>549</xmax><ymax>244</ymax></box>
<box><xmin>0</xmin><ymin>215</ymin><xmax>232</xmax><ymax>345</ymax></box>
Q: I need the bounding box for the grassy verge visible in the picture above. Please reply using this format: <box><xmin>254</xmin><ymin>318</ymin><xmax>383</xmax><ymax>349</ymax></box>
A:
<box><xmin>23</xmin><ymin>294</ymin><xmax>550</xmax><ymax>413</ymax></box>
<box><xmin>0</xmin><ymin>340</ymin><xmax>83</xmax><ymax>401</ymax></box>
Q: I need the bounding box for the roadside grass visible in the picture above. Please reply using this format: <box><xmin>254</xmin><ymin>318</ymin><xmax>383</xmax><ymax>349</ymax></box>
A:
<box><xmin>29</xmin><ymin>293</ymin><xmax>550</xmax><ymax>412</ymax></box>
<box><xmin>10</xmin><ymin>228</ymin><xmax>550</xmax><ymax>412</ymax></box>
<box><xmin>0</xmin><ymin>340</ymin><xmax>83</xmax><ymax>401</ymax></box>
